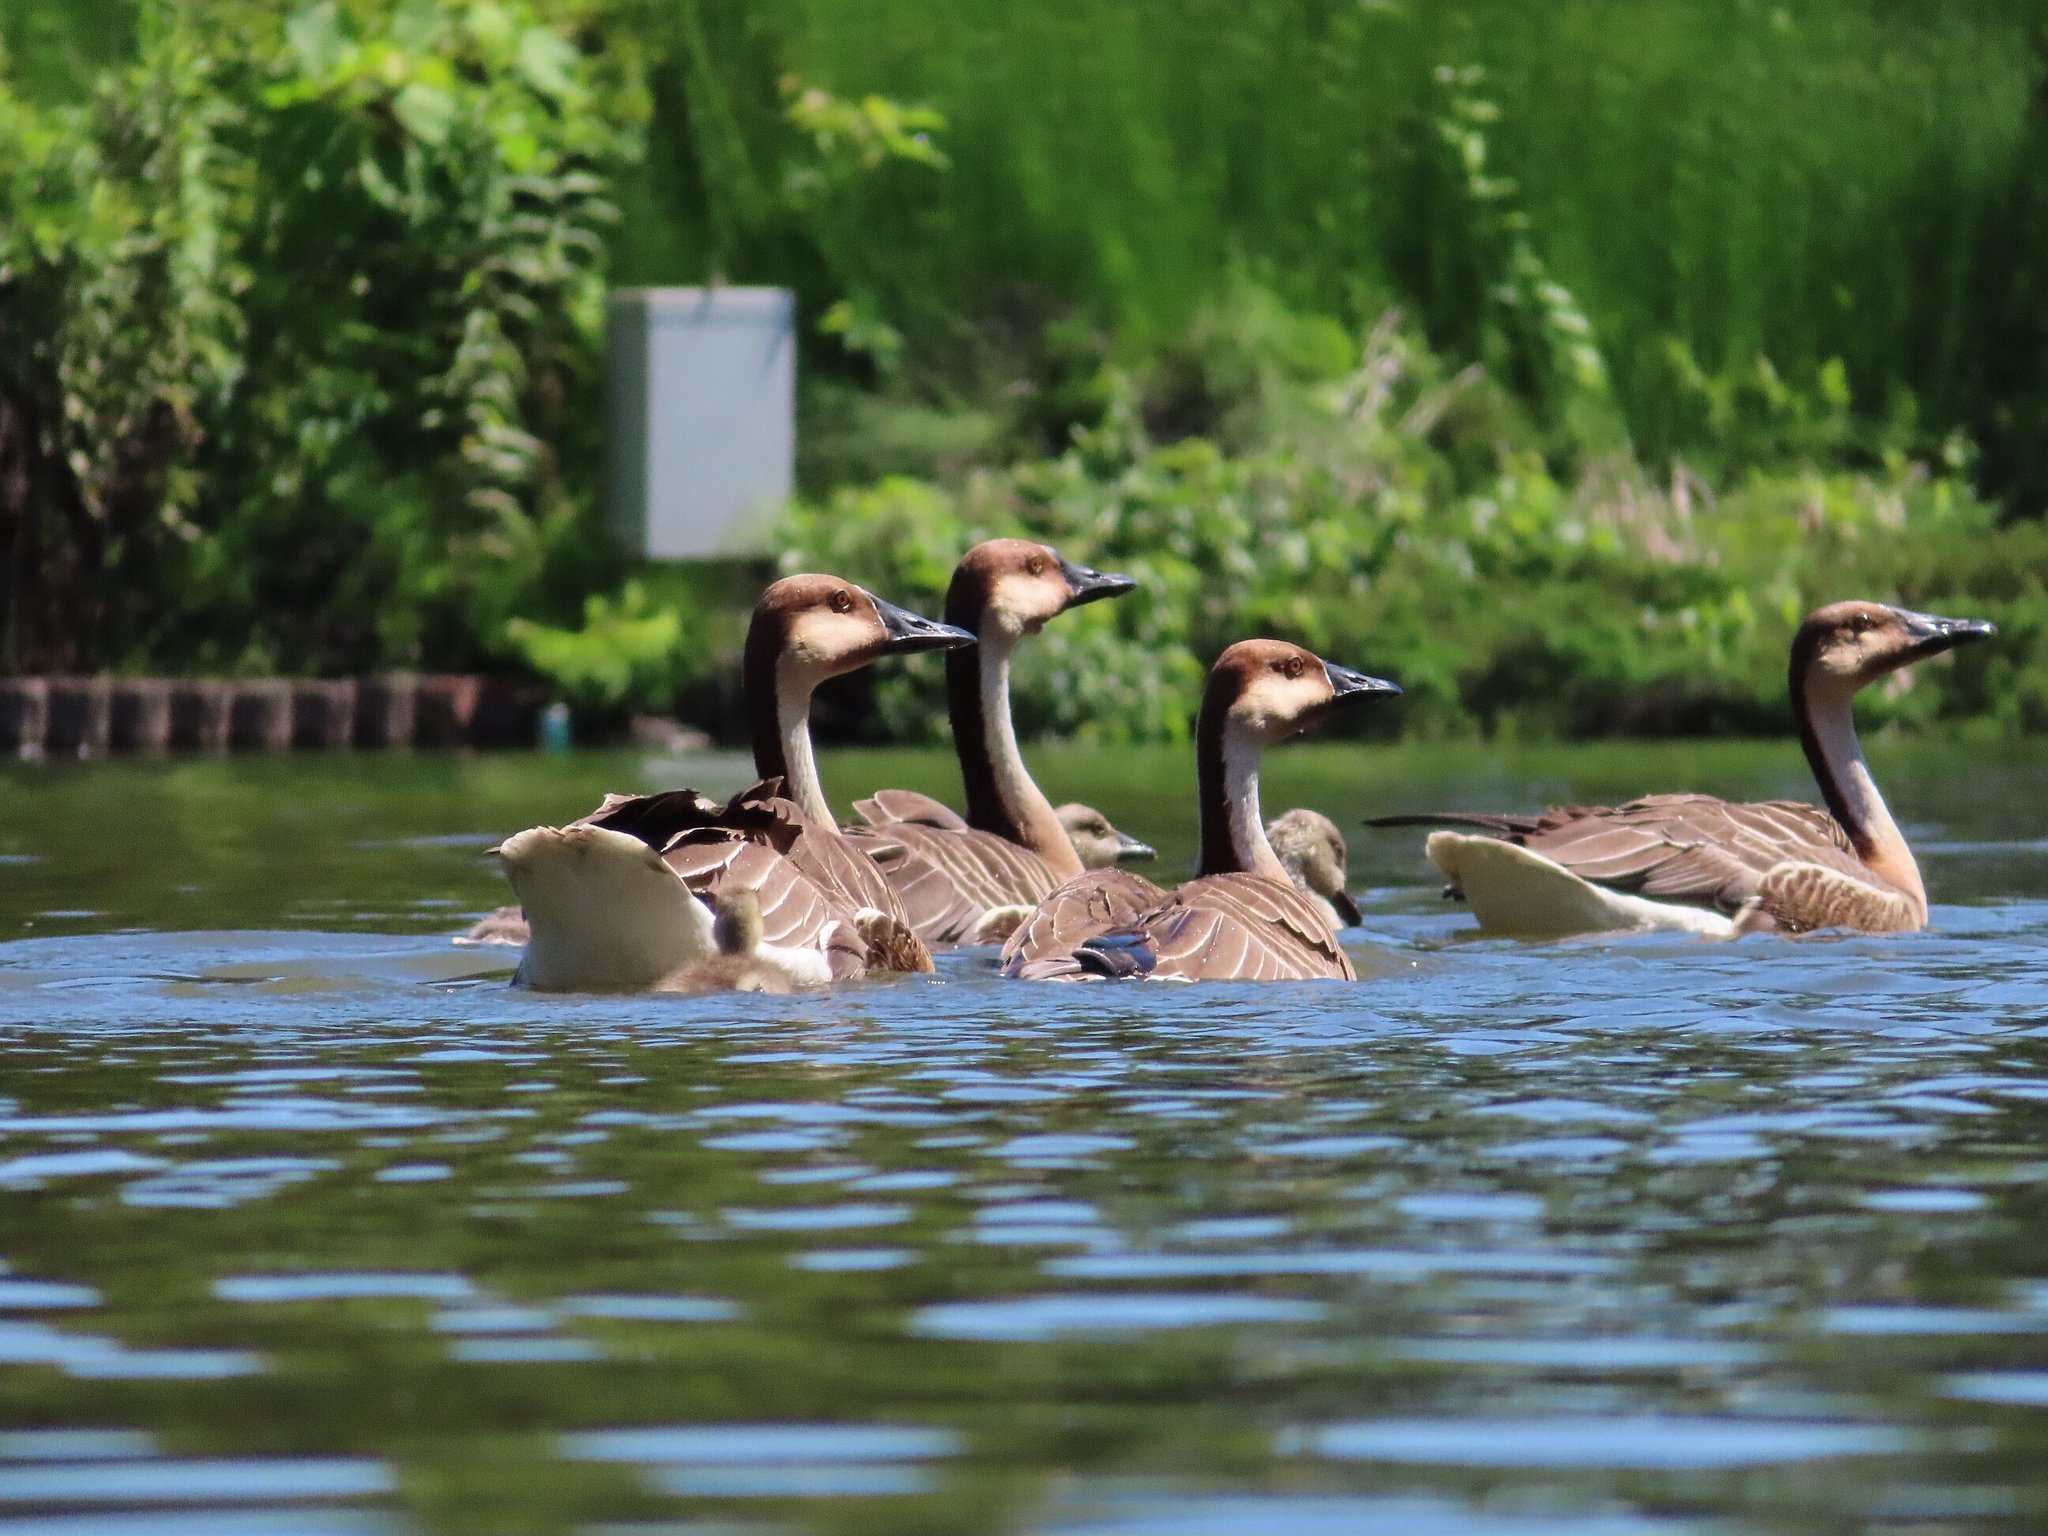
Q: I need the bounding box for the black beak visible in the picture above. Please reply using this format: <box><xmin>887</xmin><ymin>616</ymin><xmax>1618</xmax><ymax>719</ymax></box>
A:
<box><xmin>1055</xmin><ymin>552</ymin><xmax>1139</xmax><ymax>609</ymax></box>
<box><xmin>872</xmin><ymin>593</ymin><xmax>977</xmax><ymax>655</ymax></box>
<box><xmin>1323</xmin><ymin>661</ymin><xmax>1402</xmax><ymax>701</ymax></box>
<box><xmin>1113</xmin><ymin>828</ymin><xmax>1157</xmax><ymax>863</ymax></box>
<box><xmin>1331</xmin><ymin>888</ymin><xmax>1364</xmax><ymax>928</ymax></box>
<box><xmin>1893</xmin><ymin>606</ymin><xmax>1996</xmax><ymax>660</ymax></box>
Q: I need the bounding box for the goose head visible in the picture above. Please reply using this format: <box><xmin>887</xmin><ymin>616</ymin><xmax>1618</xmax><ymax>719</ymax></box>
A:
<box><xmin>752</xmin><ymin>573</ymin><xmax>975</xmax><ymax>688</ymax></box>
<box><xmin>1204</xmin><ymin>639</ymin><xmax>1402</xmax><ymax>744</ymax></box>
<box><xmin>1267</xmin><ymin>808</ymin><xmax>1362</xmax><ymax>926</ymax></box>
<box><xmin>948</xmin><ymin>539</ymin><xmax>1137</xmax><ymax>641</ymax></box>
<box><xmin>1792</xmin><ymin>601</ymin><xmax>1995</xmax><ymax>700</ymax></box>
<box><xmin>1055</xmin><ymin>802</ymin><xmax>1156</xmax><ymax>867</ymax></box>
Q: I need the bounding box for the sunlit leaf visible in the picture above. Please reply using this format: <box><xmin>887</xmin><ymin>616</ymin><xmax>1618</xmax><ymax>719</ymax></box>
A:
<box><xmin>516</xmin><ymin>27</ymin><xmax>575</xmax><ymax>99</ymax></box>
<box><xmin>285</xmin><ymin>2</ymin><xmax>345</xmax><ymax>80</ymax></box>
<box><xmin>391</xmin><ymin>81</ymin><xmax>455</xmax><ymax>145</ymax></box>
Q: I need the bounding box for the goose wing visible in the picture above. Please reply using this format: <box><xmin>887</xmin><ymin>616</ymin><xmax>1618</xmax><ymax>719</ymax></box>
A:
<box><xmin>847</xmin><ymin>822</ymin><xmax>1060</xmax><ymax>943</ymax></box>
<box><xmin>1000</xmin><ymin>868</ymin><xmax>1169</xmax><ymax>974</ymax></box>
<box><xmin>1377</xmin><ymin>793</ymin><xmax>1870</xmax><ymax>915</ymax></box>
<box><xmin>659</xmin><ymin>832</ymin><xmax>867</xmax><ymax>980</ymax></box>
<box><xmin>1138</xmin><ymin>875</ymin><xmax>1356</xmax><ymax>981</ymax></box>
<box><xmin>575</xmin><ymin>781</ymin><xmax>914</xmax><ymax>975</ymax></box>
<box><xmin>850</xmin><ymin>789</ymin><xmax>969</xmax><ymax>831</ymax></box>
<box><xmin>1516</xmin><ymin>795</ymin><xmax>1867</xmax><ymax>912</ymax></box>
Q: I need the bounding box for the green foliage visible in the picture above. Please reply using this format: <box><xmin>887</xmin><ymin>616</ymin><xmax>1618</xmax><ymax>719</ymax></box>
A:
<box><xmin>780</xmin><ymin>312</ymin><xmax>2045</xmax><ymax>744</ymax></box>
<box><xmin>6</xmin><ymin>0</ymin><xmax>2046</xmax><ymax>749</ymax></box>
<box><xmin>503</xmin><ymin>579</ymin><xmax>688</xmax><ymax>714</ymax></box>
<box><xmin>621</xmin><ymin>0</ymin><xmax>2048</xmax><ymax>510</ymax></box>
<box><xmin>0</xmin><ymin>0</ymin><xmax>643</xmax><ymax>675</ymax></box>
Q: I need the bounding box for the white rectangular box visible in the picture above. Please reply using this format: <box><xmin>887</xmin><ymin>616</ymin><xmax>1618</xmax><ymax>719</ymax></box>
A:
<box><xmin>606</xmin><ymin>287</ymin><xmax>795</xmax><ymax>560</ymax></box>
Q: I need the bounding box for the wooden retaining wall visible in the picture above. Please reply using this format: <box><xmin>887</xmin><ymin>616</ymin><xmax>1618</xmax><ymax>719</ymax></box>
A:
<box><xmin>0</xmin><ymin>676</ymin><xmax>546</xmax><ymax>758</ymax></box>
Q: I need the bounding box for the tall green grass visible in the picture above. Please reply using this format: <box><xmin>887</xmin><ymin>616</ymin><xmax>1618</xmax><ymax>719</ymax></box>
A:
<box><xmin>623</xmin><ymin>0</ymin><xmax>2048</xmax><ymax>504</ymax></box>
<box><xmin>15</xmin><ymin>1</ymin><xmax>2048</xmax><ymax>501</ymax></box>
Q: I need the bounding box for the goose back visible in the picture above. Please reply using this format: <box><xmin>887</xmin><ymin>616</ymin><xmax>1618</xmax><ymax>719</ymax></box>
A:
<box><xmin>850</xmin><ymin>789</ymin><xmax>967</xmax><ymax>831</ymax></box>
<box><xmin>1002</xmin><ymin>872</ymin><xmax>1352</xmax><ymax>982</ymax></box>
<box><xmin>846</xmin><ymin>819</ymin><xmax>1060</xmax><ymax>943</ymax></box>
<box><xmin>578</xmin><ymin>782</ymin><xmax>928</xmax><ymax>973</ymax></box>
<box><xmin>1373</xmin><ymin>793</ymin><xmax>1905</xmax><ymax>933</ymax></box>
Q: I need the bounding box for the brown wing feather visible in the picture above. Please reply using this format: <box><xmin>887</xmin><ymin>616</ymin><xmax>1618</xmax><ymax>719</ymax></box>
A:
<box><xmin>573</xmin><ymin>787</ymin><xmax>733</xmax><ymax>848</ymax></box>
<box><xmin>847</xmin><ymin>823</ymin><xmax>1060</xmax><ymax>943</ymax></box>
<box><xmin>850</xmin><ymin>790</ymin><xmax>969</xmax><ymax>831</ymax></box>
<box><xmin>841</xmin><ymin>828</ymin><xmax>970</xmax><ymax>941</ymax></box>
<box><xmin>1517</xmin><ymin>794</ymin><xmax>1868</xmax><ymax>913</ymax></box>
<box><xmin>1142</xmin><ymin>875</ymin><xmax>1355</xmax><ymax>981</ymax></box>
<box><xmin>1001</xmin><ymin>871</ymin><xmax>1350</xmax><ymax>983</ymax></box>
<box><xmin>679</xmin><ymin>780</ymin><xmax>913</xmax><ymax>925</ymax></box>
<box><xmin>575</xmin><ymin>780</ymin><xmax>930</xmax><ymax>975</ymax></box>
<box><xmin>1387</xmin><ymin>792</ymin><xmax>1869</xmax><ymax>915</ymax></box>
<box><xmin>1000</xmin><ymin>868</ymin><xmax>1169</xmax><ymax>972</ymax></box>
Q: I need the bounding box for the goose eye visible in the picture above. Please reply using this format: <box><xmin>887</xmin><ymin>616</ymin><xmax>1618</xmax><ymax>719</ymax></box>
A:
<box><xmin>830</xmin><ymin>590</ymin><xmax>853</xmax><ymax>614</ymax></box>
<box><xmin>1026</xmin><ymin>556</ymin><xmax>1046</xmax><ymax>576</ymax></box>
<box><xmin>1281</xmin><ymin>657</ymin><xmax>1304</xmax><ymax>679</ymax></box>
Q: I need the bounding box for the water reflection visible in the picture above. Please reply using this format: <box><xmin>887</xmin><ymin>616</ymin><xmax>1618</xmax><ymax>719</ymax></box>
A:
<box><xmin>0</xmin><ymin>745</ymin><xmax>2045</xmax><ymax>1534</ymax></box>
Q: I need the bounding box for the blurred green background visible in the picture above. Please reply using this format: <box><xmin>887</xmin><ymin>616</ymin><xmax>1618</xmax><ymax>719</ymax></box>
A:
<box><xmin>3</xmin><ymin>0</ymin><xmax>2043</xmax><ymax>739</ymax></box>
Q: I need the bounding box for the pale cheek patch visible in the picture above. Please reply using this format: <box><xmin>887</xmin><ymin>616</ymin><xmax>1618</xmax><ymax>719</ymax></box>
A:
<box><xmin>786</xmin><ymin>611</ymin><xmax>880</xmax><ymax>676</ymax></box>
<box><xmin>996</xmin><ymin>574</ymin><xmax>1067</xmax><ymax>632</ymax></box>
<box><xmin>1236</xmin><ymin>674</ymin><xmax>1335</xmax><ymax>737</ymax></box>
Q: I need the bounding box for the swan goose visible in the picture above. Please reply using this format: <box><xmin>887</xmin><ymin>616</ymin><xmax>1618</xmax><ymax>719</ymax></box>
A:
<box><xmin>1368</xmin><ymin>601</ymin><xmax>1994</xmax><ymax>937</ymax></box>
<box><xmin>1001</xmin><ymin>640</ymin><xmax>1400</xmax><ymax>981</ymax></box>
<box><xmin>500</xmin><ymin>575</ymin><xmax>973</xmax><ymax>990</ymax></box>
<box><xmin>846</xmin><ymin>539</ymin><xmax>1139</xmax><ymax>943</ymax></box>
<box><xmin>456</xmin><ymin>796</ymin><xmax>1150</xmax><ymax>957</ymax></box>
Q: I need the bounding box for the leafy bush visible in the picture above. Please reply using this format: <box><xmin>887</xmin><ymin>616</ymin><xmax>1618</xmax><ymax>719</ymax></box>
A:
<box><xmin>780</xmin><ymin>313</ymin><xmax>2046</xmax><ymax>744</ymax></box>
<box><xmin>0</xmin><ymin>0</ymin><xmax>643</xmax><ymax>676</ymax></box>
<box><xmin>504</xmin><ymin>580</ymin><xmax>689</xmax><ymax>716</ymax></box>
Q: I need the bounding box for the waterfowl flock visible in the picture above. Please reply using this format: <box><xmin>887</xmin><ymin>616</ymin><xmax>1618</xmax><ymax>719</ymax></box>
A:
<box><xmin>479</xmin><ymin>543</ymin><xmax>1995</xmax><ymax>990</ymax></box>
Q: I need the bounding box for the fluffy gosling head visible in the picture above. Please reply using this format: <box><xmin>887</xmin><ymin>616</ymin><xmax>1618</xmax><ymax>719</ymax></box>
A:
<box><xmin>1267</xmin><ymin>808</ymin><xmax>1362</xmax><ymax>927</ymax></box>
<box><xmin>1055</xmin><ymin>803</ymin><xmax>1156</xmax><ymax>868</ymax></box>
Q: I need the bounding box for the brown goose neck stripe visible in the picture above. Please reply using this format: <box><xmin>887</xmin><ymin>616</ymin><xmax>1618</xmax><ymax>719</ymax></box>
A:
<box><xmin>744</xmin><ymin>604</ymin><xmax>791</xmax><ymax>782</ymax></box>
<box><xmin>1787</xmin><ymin>623</ymin><xmax>1874</xmax><ymax>861</ymax></box>
<box><xmin>1195</xmin><ymin>662</ymin><xmax>1244</xmax><ymax>878</ymax></box>
<box><xmin>943</xmin><ymin>566</ymin><xmax>1024</xmax><ymax>843</ymax></box>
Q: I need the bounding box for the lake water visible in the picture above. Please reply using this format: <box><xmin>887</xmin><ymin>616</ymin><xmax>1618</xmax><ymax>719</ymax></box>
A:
<box><xmin>2</xmin><ymin>739</ymin><xmax>2045</xmax><ymax>1536</ymax></box>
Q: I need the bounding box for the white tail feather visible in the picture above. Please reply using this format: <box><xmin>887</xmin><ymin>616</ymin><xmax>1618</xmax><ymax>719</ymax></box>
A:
<box><xmin>500</xmin><ymin>825</ymin><xmax>715</xmax><ymax>990</ymax></box>
<box><xmin>1425</xmin><ymin>832</ymin><xmax>1735</xmax><ymax>940</ymax></box>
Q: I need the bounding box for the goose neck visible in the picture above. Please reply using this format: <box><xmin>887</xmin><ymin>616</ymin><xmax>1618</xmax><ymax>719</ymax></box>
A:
<box><xmin>746</xmin><ymin>631</ymin><xmax>834</xmax><ymax>825</ymax></box>
<box><xmin>1796</xmin><ymin>677</ymin><xmax>1925</xmax><ymax>916</ymax></box>
<box><xmin>1196</xmin><ymin>714</ymin><xmax>1288</xmax><ymax>883</ymax></box>
<box><xmin>946</xmin><ymin>620</ymin><xmax>1081</xmax><ymax>879</ymax></box>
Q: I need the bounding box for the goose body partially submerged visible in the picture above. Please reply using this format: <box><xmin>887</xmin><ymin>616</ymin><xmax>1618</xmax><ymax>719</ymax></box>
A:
<box><xmin>847</xmin><ymin>540</ymin><xmax>1140</xmax><ymax>943</ymax></box>
<box><xmin>1002</xmin><ymin>640</ymin><xmax>1401</xmax><ymax>982</ymax></box>
<box><xmin>1370</xmin><ymin>602</ymin><xmax>1994</xmax><ymax>938</ymax></box>
<box><xmin>501</xmin><ymin>575</ymin><xmax>973</xmax><ymax>990</ymax></box>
